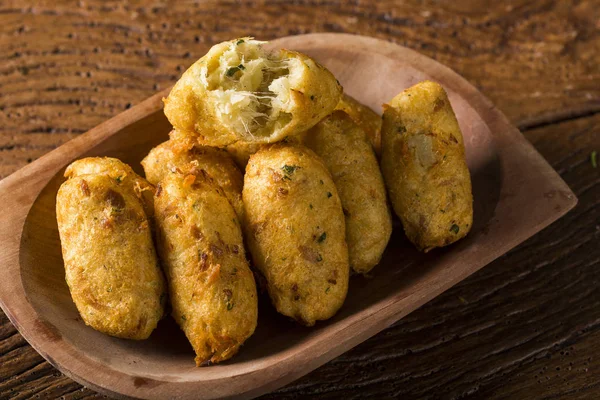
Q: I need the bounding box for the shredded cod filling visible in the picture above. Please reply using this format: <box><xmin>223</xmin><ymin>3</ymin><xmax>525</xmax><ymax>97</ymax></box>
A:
<box><xmin>204</xmin><ymin>39</ymin><xmax>297</xmax><ymax>139</ymax></box>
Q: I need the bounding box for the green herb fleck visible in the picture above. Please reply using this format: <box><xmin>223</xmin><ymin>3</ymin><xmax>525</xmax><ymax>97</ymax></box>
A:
<box><xmin>450</xmin><ymin>224</ymin><xmax>460</xmax><ymax>234</ymax></box>
<box><xmin>226</xmin><ymin>64</ymin><xmax>245</xmax><ymax>77</ymax></box>
<box><xmin>227</xmin><ymin>302</ymin><xmax>234</xmax><ymax>311</ymax></box>
<box><xmin>325</xmin><ymin>287</ymin><xmax>330</xmax><ymax>294</ymax></box>
<box><xmin>281</xmin><ymin>164</ymin><xmax>300</xmax><ymax>180</ymax></box>
<box><xmin>236</xmin><ymin>39</ymin><xmax>245</xmax><ymax>45</ymax></box>
<box><xmin>591</xmin><ymin>151</ymin><xmax>598</xmax><ymax>168</ymax></box>
<box><xmin>309</xmin><ymin>204</ymin><xmax>313</xmax><ymax>209</ymax></box>
<box><xmin>458</xmin><ymin>296</ymin><xmax>468</xmax><ymax>305</ymax></box>
<box><xmin>282</xmin><ymin>257</ymin><xmax>287</xmax><ymax>261</ymax></box>
<box><xmin>319</xmin><ymin>179</ymin><xmax>324</xmax><ymax>185</ymax></box>
<box><xmin>317</xmin><ymin>232</ymin><xmax>327</xmax><ymax>243</ymax></box>
<box><xmin>115</xmin><ymin>176</ymin><xmax>123</xmax><ymax>183</ymax></box>
<box><xmin>327</xmin><ymin>192</ymin><xmax>332</xmax><ymax>198</ymax></box>
<box><xmin>316</xmin><ymin>254</ymin><xmax>323</xmax><ymax>262</ymax></box>
<box><xmin>310</xmin><ymin>95</ymin><xmax>315</xmax><ymax>101</ymax></box>
<box><xmin>282</xmin><ymin>164</ymin><xmax>299</xmax><ymax>174</ymax></box>
<box><xmin>107</xmin><ymin>287</ymin><xmax>112</xmax><ymax>292</ymax></box>
<box><xmin>231</xmin><ymin>268</ymin><xmax>237</xmax><ymax>276</ymax></box>
<box><xmin>397</xmin><ymin>125</ymin><xmax>406</xmax><ymax>134</ymax></box>
<box><xmin>440</xmin><ymin>209</ymin><xmax>445</xmax><ymax>213</ymax></box>
<box><xmin>181</xmin><ymin>315</ymin><xmax>187</xmax><ymax>321</ymax></box>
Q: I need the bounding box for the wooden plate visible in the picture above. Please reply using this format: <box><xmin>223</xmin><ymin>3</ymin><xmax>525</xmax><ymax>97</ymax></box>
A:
<box><xmin>0</xmin><ymin>33</ymin><xmax>576</xmax><ymax>399</ymax></box>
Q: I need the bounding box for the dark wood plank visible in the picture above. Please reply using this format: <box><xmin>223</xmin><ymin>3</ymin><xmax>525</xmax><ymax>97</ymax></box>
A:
<box><xmin>1</xmin><ymin>0</ymin><xmax>598</xmax><ymax>398</ymax></box>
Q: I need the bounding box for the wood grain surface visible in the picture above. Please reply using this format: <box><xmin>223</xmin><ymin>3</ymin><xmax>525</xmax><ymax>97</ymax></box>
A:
<box><xmin>0</xmin><ymin>1</ymin><xmax>598</xmax><ymax>399</ymax></box>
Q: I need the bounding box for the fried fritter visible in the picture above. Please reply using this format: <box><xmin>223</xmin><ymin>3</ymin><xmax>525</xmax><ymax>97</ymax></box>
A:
<box><xmin>141</xmin><ymin>137</ymin><xmax>244</xmax><ymax>218</ymax></box>
<box><xmin>65</xmin><ymin>157</ymin><xmax>156</xmax><ymax>221</ymax></box>
<box><xmin>56</xmin><ymin>170</ymin><xmax>165</xmax><ymax>339</ymax></box>
<box><xmin>224</xmin><ymin>130</ymin><xmax>309</xmax><ymax>170</ymax></box>
<box><xmin>243</xmin><ymin>144</ymin><xmax>349</xmax><ymax>326</ymax></box>
<box><xmin>305</xmin><ymin>111</ymin><xmax>392</xmax><ymax>274</ymax></box>
<box><xmin>381</xmin><ymin>81</ymin><xmax>473</xmax><ymax>252</ymax></box>
<box><xmin>164</xmin><ymin>37</ymin><xmax>342</xmax><ymax>146</ymax></box>
<box><xmin>154</xmin><ymin>171</ymin><xmax>257</xmax><ymax>365</ymax></box>
<box><xmin>335</xmin><ymin>94</ymin><xmax>382</xmax><ymax>155</ymax></box>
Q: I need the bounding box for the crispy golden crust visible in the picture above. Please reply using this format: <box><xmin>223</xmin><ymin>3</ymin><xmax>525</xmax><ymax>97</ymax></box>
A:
<box><xmin>243</xmin><ymin>144</ymin><xmax>349</xmax><ymax>326</ymax></box>
<box><xmin>56</xmin><ymin>173</ymin><xmax>166</xmax><ymax>339</ymax></box>
<box><xmin>141</xmin><ymin>137</ymin><xmax>244</xmax><ymax>219</ymax></box>
<box><xmin>163</xmin><ymin>38</ymin><xmax>342</xmax><ymax>146</ymax></box>
<box><xmin>305</xmin><ymin>111</ymin><xmax>392</xmax><ymax>274</ymax></box>
<box><xmin>224</xmin><ymin>130</ymin><xmax>309</xmax><ymax>170</ymax></box>
<box><xmin>335</xmin><ymin>94</ymin><xmax>382</xmax><ymax>155</ymax></box>
<box><xmin>65</xmin><ymin>157</ymin><xmax>156</xmax><ymax>221</ymax></box>
<box><xmin>154</xmin><ymin>171</ymin><xmax>257</xmax><ymax>365</ymax></box>
<box><xmin>381</xmin><ymin>81</ymin><xmax>473</xmax><ymax>252</ymax></box>
<box><xmin>224</xmin><ymin>140</ymin><xmax>264</xmax><ymax>171</ymax></box>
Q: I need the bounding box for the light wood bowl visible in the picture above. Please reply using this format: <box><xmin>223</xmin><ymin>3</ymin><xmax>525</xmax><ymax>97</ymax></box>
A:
<box><xmin>0</xmin><ymin>34</ymin><xmax>577</xmax><ymax>399</ymax></box>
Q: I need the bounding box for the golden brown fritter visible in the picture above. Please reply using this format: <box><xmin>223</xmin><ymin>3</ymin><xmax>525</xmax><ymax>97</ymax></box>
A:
<box><xmin>335</xmin><ymin>94</ymin><xmax>383</xmax><ymax>155</ymax></box>
<box><xmin>164</xmin><ymin>37</ymin><xmax>342</xmax><ymax>147</ymax></box>
<box><xmin>56</xmin><ymin>172</ymin><xmax>166</xmax><ymax>339</ymax></box>
<box><xmin>141</xmin><ymin>136</ymin><xmax>244</xmax><ymax>218</ymax></box>
<box><xmin>154</xmin><ymin>171</ymin><xmax>257</xmax><ymax>365</ymax></box>
<box><xmin>224</xmin><ymin>140</ymin><xmax>264</xmax><ymax>171</ymax></box>
<box><xmin>381</xmin><ymin>81</ymin><xmax>473</xmax><ymax>252</ymax></box>
<box><xmin>224</xmin><ymin>130</ymin><xmax>309</xmax><ymax>170</ymax></box>
<box><xmin>305</xmin><ymin>111</ymin><xmax>392</xmax><ymax>274</ymax></box>
<box><xmin>65</xmin><ymin>157</ymin><xmax>156</xmax><ymax>221</ymax></box>
<box><xmin>243</xmin><ymin>144</ymin><xmax>349</xmax><ymax>326</ymax></box>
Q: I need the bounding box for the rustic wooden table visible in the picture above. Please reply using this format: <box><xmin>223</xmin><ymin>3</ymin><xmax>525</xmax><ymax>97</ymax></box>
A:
<box><xmin>1</xmin><ymin>1</ymin><xmax>598</xmax><ymax>399</ymax></box>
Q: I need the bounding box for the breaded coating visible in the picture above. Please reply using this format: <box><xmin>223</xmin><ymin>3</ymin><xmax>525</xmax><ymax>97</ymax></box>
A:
<box><xmin>141</xmin><ymin>137</ymin><xmax>244</xmax><ymax>218</ymax></box>
<box><xmin>164</xmin><ymin>37</ymin><xmax>342</xmax><ymax>146</ymax></box>
<box><xmin>154</xmin><ymin>171</ymin><xmax>257</xmax><ymax>365</ymax></box>
<box><xmin>305</xmin><ymin>111</ymin><xmax>392</xmax><ymax>274</ymax></box>
<box><xmin>243</xmin><ymin>144</ymin><xmax>349</xmax><ymax>326</ymax></box>
<box><xmin>224</xmin><ymin>130</ymin><xmax>309</xmax><ymax>170</ymax></box>
<box><xmin>335</xmin><ymin>94</ymin><xmax>383</xmax><ymax>155</ymax></box>
<box><xmin>381</xmin><ymin>81</ymin><xmax>473</xmax><ymax>252</ymax></box>
<box><xmin>56</xmin><ymin>173</ymin><xmax>165</xmax><ymax>339</ymax></box>
<box><xmin>66</xmin><ymin>157</ymin><xmax>156</xmax><ymax>221</ymax></box>
<box><xmin>224</xmin><ymin>140</ymin><xmax>264</xmax><ymax>171</ymax></box>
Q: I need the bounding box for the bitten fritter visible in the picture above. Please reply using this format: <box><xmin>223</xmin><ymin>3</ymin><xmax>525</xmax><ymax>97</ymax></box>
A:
<box><xmin>305</xmin><ymin>111</ymin><xmax>392</xmax><ymax>274</ymax></box>
<box><xmin>154</xmin><ymin>171</ymin><xmax>257</xmax><ymax>365</ymax></box>
<box><xmin>164</xmin><ymin>37</ymin><xmax>342</xmax><ymax>147</ymax></box>
<box><xmin>335</xmin><ymin>94</ymin><xmax>383</xmax><ymax>155</ymax></box>
<box><xmin>56</xmin><ymin>172</ymin><xmax>166</xmax><ymax>339</ymax></box>
<box><xmin>381</xmin><ymin>81</ymin><xmax>473</xmax><ymax>252</ymax></box>
<box><xmin>65</xmin><ymin>157</ymin><xmax>156</xmax><ymax>221</ymax></box>
<box><xmin>141</xmin><ymin>136</ymin><xmax>244</xmax><ymax>218</ymax></box>
<box><xmin>243</xmin><ymin>144</ymin><xmax>349</xmax><ymax>326</ymax></box>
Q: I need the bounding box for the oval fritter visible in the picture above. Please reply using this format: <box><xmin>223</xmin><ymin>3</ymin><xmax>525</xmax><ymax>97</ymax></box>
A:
<box><xmin>381</xmin><ymin>80</ymin><xmax>473</xmax><ymax>252</ymax></box>
<box><xmin>305</xmin><ymin>111</ymin><xmax>392</xmax><ymax>274</ymax></box>
<box><xmin>142</xmin><ymin>137</ymin><xmax>244</xmax><ymax>218</ymax></box>
<box><xmin>243</xmin><ymin>144</ymin><xmax>349</xmax><ymax>326</ymax></box>
<box><xmin>56</xmin><ymin>173</ymin><xmax>165</xmax><ymax>339</ymax></box>
<box><xmin>154</xmin><ymin>171</ymin><xmax>257</xmax><ymax>365</ymax></box>
<box><xmin>335</xmin><ymin>94</ymin><xmax>383</xmax><ymax>156</ymax></box>
<box><xmin>164</xmin><ymin>37</ymin><xmax>342</xmax><ymax>146</ymax></box>
<box><xmin>65</xmin><ymin>157</ymin><xmax>156</xmax><ymax>221</ymax></box>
